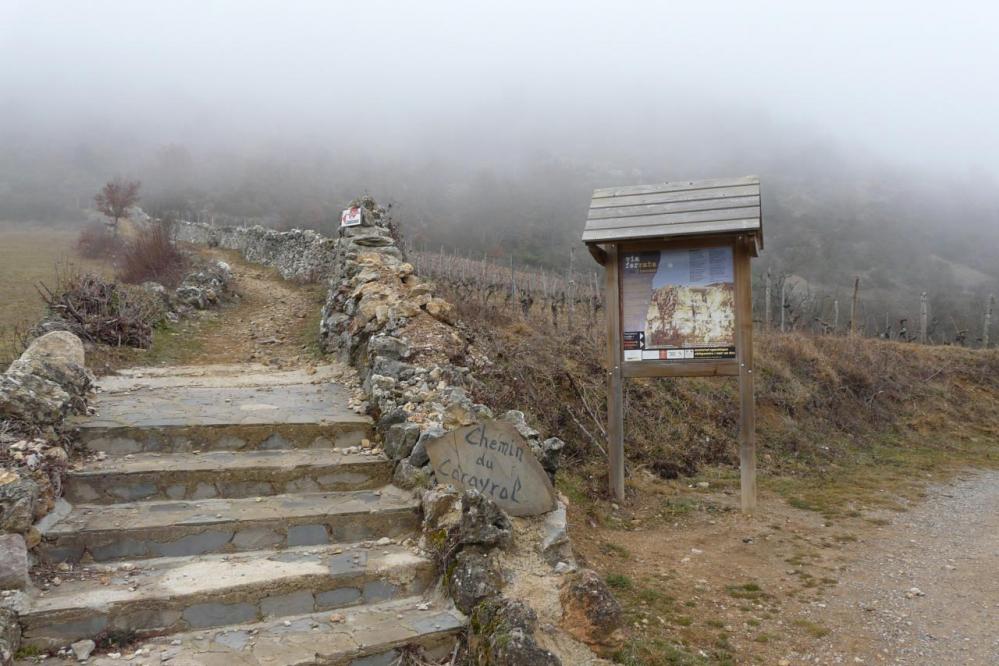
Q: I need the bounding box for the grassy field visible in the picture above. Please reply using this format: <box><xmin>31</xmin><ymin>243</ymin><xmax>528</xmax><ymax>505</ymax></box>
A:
<box><xmin>0</xmin><ymin>222</ymin><xmax>110</xmax><ymax>362</ymax></box>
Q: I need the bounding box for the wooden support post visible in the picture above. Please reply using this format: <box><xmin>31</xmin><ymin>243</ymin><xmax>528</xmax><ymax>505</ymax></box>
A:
<box><xmin>984</xmin><ymin>295</ymin><xmax>994</xmax><ymax>348</ymax></box>
<box><xmin>850</xmin><ymin>277</ymin><xmax>860</xmax><ymax>337</ymax></box>
<box><xmin>919</xmin><ymin>292</ymin><xmax>928</xmax><ymax>344</ymax></box>
<box><xmin>833</xmin><ymin>299</ymin><xmax>840</xmax><ymax>333</ymax></box>
<box><xmin>734</xmin><ymin>239</ymin><xmax>757</xmax><ymax>512</ymax></box>
<box><xmin>604</xmin><ymin>245</ymin><xmax>625</xmax><ymax>502</ymax></box>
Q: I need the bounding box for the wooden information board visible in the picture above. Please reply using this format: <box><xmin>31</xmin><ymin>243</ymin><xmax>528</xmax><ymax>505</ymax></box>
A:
<box><xmin>584</xmin><ymin>177</ymin><xmax>762</xmax><ymax>511</ymax></box>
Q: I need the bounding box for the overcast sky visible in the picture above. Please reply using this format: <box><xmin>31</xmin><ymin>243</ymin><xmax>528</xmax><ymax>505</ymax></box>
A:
<box><xmin>2</xmin><ymin>0</ymin><xmax>998</xmax><ymax>175</ymax></box>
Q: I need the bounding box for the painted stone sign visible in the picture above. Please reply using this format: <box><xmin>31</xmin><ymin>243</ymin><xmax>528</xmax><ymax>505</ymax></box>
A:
<box><xmin>425</xmin><ymin>420</ymin><xmax>557</xmax><ymax>517</ymax></box>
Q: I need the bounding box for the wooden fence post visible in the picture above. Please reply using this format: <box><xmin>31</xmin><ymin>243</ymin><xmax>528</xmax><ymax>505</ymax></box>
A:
<box><xmin>919</xmin><ymin>292</ymin><xmax>928</xmax><ymax>344</ymax></box>
<box><xmin>780</xmin><ymin>279</ymin><xmax>787</xmax><ymax>332</ymax></box>
<box><xmin>849</xmin><ymin>277</ymin><xmax>860</xmax><ymax>336</ymax></box>
<box><xmin>764</xmin><ymin>270</ymin><xmax>771</xmax><ymax>329</ymax></box>
<box><xmin>567</xmin><ymin>247</ymin><xmax>576</xmax><ymax>331</ymax></box>
<box><xmin>833</xmin><ymin>299</ymin><xmax>840</xmax><ymax>333</ymax></box>
<box><xmin>510</xmin><ymin>257</ymin><xmax>517</xmax><ymax>300</ymax></box>
<box><xmin>984</xmin><ymin>294</ymin><xmax>995</xmax><ymax>348</ymax></box>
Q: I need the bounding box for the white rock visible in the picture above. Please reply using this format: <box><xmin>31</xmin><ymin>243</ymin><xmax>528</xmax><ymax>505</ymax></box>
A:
<box><xmin>71</xmin><ymin>639</ymin><xmax>96</xmax><ymax>661</ymax></box>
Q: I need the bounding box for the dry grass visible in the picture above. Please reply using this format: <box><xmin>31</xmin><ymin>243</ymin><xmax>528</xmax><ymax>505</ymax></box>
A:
<box><xmin>0</xmin><ymin>223</ymin><xmax>111</xmax><ymax>363</ymax></box>
<box><xmin>440</xmin><ymin>277</ymin><xmax>999</xmax><ymax>493</ymax></box>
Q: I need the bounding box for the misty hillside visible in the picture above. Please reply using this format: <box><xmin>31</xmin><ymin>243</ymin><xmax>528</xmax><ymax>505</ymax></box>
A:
<box><xmin>4</xmin><ymin>135</ymin><xmax>998</xmax><ymax>339</ymax></box>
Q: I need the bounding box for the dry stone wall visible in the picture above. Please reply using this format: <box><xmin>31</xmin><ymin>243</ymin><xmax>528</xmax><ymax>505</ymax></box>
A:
<box><xmin>319</xmin><ymin>198</ymin><xmax>618</xmax><ymax>665</ymax></box>
<box><xmin>176</xmin><ymin>221</ymin><xmax>337</xmax><ymax>283</ymax></box>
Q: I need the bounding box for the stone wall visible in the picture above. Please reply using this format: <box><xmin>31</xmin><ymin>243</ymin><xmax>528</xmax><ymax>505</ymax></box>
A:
<box><xmin>318</xmin><ymin>197</ymin><xmax>618</xmax><ymax>665</ymax></box>
<box><xmin>1</xmin><ymin>332</ymin><xmax>95</xmax><ymax>662</ymax></box>
<box><xmin>175</xmin><ymin>221</ymin><xmax>337</xmax><ymax>283</ymax></box>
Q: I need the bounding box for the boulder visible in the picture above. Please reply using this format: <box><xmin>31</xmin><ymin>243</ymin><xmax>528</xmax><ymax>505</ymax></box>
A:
<box><xmin>410</xmin><ymin>424</ymin><xmax>444</xmax><ymax>468</ymax></box>
<box><xmin>8</xmin><ymin>330</ymin><xmax>83</xmax><ymax>369</ymax></box>
<box><xmin>393</xmin><ymin>460</ymin><xmax>431</xmax><ymax>490</ymax></box>
<box><xmin>421</xmin><ymin>486</ymin><xmax>462</xmax><ymax>532</ymax></box>
<box><xmin>0</xmin><ymin>372</ymin><xmax>71</xmax><ymax>426</ymax></box>
<box><xmin>449</xmin><ymin>549</ymin><xmax>502</xmax><ymax>614</ymax></box>
<box><xmin>559</xmin><ymin>569</ymin><xmax>625</xmax><ymax>654</ymax></box>
<box><xmin>459</xmin><ymin>491</ymin><xmax>512</xmax><ymax>549</ymax></box>
<box><xmin>367</xmin><ymin>335</ymin><xmax>411</xmax><ymax>361</ymax></box>
<box><xmin>0</xmin><ymin>477</ymin><xmax>40</xmax><ymax>534</ymax></box>
<box><xmin>469</xmin><ymin>598</ymin><xmax>561</xmax><ymax>666</ymax></box>
<box><xmin>376</xmin><ymin>407</ymin><xmax>408</xmax><ymax>429</ymax></box>
<box><xmin>537</xmin><ymin>437</ymin><xmax>566</xmax><ymax>480</ymax></box>
<box><xmin>408</xmin><ymin>438</ymin><xmax>430</xmax><ymax>468</ymax></box>
<box><xmin>383</xmin><ymin>422</ymin><xmax>420</xmax><ymax>460</ymax></box>
<box><xmin>175</xmin><ymin>285</ymin><xmax>208</xmax><ymax>309</ymax></box>
<box><xmin>370</xmin><ymin>357</ymin><xmax>415</xmax><ymax>381</ymax></box>
<box><xmin>0</xmin><ymin>535</ymin><xmax>29</xmax><ymax>590</ymax></box>
<box><xmin>424</xmin><ymin>298</ymin><xmax>456</xmax><ymax>324</ymax></box>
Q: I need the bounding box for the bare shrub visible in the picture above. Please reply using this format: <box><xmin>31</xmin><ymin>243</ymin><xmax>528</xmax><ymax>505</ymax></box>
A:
<box><xmin>115</xmin><ymin>223</ymin><xmax>188</xmax><ymax>288</ymax></box>
<box><xmin>76</xmin><ymin>222</ymin><xmax>123</xmax><ymax>259</ymax></box>
<box><xmin>36</xmin><ymin>269</ymin><xmax>156</xmax><ymax>348</ymax></box>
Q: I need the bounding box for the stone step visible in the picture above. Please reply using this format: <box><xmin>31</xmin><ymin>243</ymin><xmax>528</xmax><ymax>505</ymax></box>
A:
<box><xmin>20</xmin><ymin>543</ymin><xmax>437</xmax><ymax>651</ymax></box>
<box><xmin>72</xmin><ymin>365</ymin><xmax>371</xmax><ymax>456</ymax></box>
<box><xmin>64</xmin><ymin>449</ymin><xmax>392</xmax><ymax>504</ymax></box>
<box><xmin>18</xmin><ymin>597</ymin><xmax>464</xmax><ymax>665</ymax></box>
<box><xmin>38</xmin><ymin>487</ymin><xmax>421</xmax><ymax>563</ymax></box>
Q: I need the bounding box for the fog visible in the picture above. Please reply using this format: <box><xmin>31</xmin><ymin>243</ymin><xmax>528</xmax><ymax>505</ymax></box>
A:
<box><xmin>3</xmin><ymin>1</ymin><xmax>999</xmax><ymax>299</ymax></box>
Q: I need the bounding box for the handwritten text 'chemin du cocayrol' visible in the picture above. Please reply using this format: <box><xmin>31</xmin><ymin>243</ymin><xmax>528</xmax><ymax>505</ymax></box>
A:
<box><xmin>436</xmin><ymin>424</ymin><xmax>526</xmax><ymax>503</ymax></box>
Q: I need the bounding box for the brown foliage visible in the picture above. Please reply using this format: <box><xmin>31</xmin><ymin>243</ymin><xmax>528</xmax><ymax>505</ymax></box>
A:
<box><xmin>76</xmin><ymin>222</ymin><xmax>123</xmax><ymax>259</ymax></box>
<box><xmin>115</xmin><ymin>223</ymin><xmax>188</xmax><ymax>288</ymax></box>
<box><xmin>430</xmin><ymin>270</ymin><xmax>999</xmax><ymax>488</ymax></box>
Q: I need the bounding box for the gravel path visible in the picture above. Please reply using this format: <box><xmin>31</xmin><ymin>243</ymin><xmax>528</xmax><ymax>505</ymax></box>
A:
<box><xmin>820</xmin><ymin>470</ymin><xmax>999</xmax><ymax>664</ymax></box>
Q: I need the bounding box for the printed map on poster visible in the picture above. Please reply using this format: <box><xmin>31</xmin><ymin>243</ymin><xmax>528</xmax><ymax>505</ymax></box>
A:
<box><xmin>620</xmin><ymin>247</ymin><xmax>736</xmax><ymax>361</ymax></box>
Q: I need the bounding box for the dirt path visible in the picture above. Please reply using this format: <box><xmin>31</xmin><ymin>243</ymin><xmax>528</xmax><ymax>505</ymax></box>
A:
<box><xmin>569</xmin><ymin>469</ymin><xmax>999</xmax><ymax>665</ymax></box>
<box><xmin>105</xmin><ymin>247</ymin><xmax>327</xmax><ymax>372</ymax></box>
<box><xmin>815</xmin><ymin>471</ymin><xmax>999</xmax><ymax>664</ymax></box>
<box><xmin>188</xmin><ymin>247</ymin><xmax>325</xmax><ymax>367</ymax></box>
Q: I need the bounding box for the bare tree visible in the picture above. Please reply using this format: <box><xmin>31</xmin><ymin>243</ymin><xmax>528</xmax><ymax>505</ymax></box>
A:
<box><xmin>94</xmin><ymin>178</ymin><xmax>141</xmax><ymax>236</ymax></box>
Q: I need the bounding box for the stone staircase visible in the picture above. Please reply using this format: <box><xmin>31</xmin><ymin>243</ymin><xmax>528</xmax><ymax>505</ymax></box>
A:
<box><xmin>17</xmin><ymin>365</ymin><xmax>461</xmax><ymax>665</ymax></box>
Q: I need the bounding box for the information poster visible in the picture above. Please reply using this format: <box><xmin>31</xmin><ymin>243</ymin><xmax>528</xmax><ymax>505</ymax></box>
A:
<box><xmin>620</xmin><ymin>246</ymin><xmax>736</xmax><ymax>362</ymax></box>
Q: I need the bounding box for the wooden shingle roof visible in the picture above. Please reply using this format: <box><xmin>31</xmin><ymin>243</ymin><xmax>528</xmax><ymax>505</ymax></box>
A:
<box><xmin>582</xmin><ymin>175</ymin><xmax>762</xmax><ymax>250</ymax></box>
